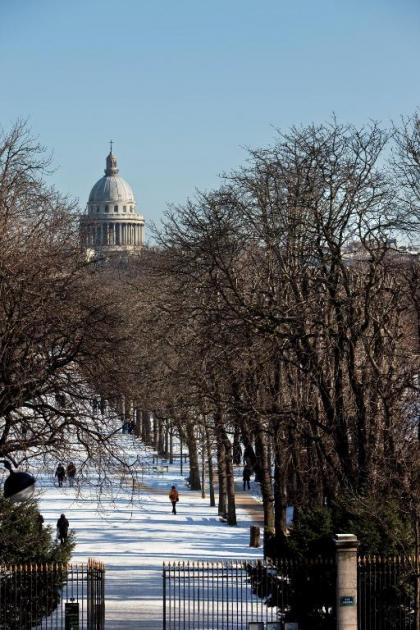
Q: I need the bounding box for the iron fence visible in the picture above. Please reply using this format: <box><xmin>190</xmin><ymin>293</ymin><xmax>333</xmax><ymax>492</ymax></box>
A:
<box><xmin>0</xmin><ymin>559</ymin><xmax>105</xmax><ymax>630</ymax></box>
<box><xmin>163</xmin><ymin>558</ymin><xmax>336</xmax><ymax>630</ymax></box>
<box><xmin>358</xmin><ymin>554</ymin><xmax>419</xmax><ymax>630</ymax></box>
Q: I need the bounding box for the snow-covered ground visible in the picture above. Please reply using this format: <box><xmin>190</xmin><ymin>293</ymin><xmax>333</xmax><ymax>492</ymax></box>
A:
<box><xmin>35</xmin><ymin>437</ymin><xmax>263</xmax><ymax>629</ymax></box>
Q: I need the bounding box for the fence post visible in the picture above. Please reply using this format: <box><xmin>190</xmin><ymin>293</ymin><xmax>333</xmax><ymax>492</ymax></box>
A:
<box><xmin>163</xmin><ymin>563</ymin><xmax>167</xmax><ymax>630</ymax></box>
<box><xmin>334</xmin><ymin>534</ymin><xmax>358</xmax><ymax>630</ymax></box>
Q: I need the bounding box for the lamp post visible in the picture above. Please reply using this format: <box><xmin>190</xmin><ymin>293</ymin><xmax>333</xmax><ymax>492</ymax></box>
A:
<box><xmin>0</xmin><ymin>460</ymin><xmax>36</xmax><ymax>502</ymax></box>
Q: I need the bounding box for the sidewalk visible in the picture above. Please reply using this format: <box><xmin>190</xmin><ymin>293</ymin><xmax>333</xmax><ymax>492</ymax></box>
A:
<box><xmin>39</xmin><ymin>459</ymin><xmax>263</xmax><ymax>628</ymax></box>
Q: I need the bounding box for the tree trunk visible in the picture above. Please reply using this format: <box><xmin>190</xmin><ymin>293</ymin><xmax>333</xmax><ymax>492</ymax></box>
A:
<box><xmin>201</xmin><ymin>430</ymin><xmax>206</xmax><ymax>499</ymax></box>
<box><xmin>232</xmin><ymin>426</ymin><xmax>242</xmax><ymax>465</ymax></box>
<box><xmin>255</xmin><ymin>424</ymin><xmax>275</xmax><ymax>535</ymax></box>
<box><xmin>134</xmin><ymin>408</ymin><xmax>142</xmax><ymax>438</ymax></box>
<box><xmin>206</xmin><ymin>426</ymin><xmax>216</xmax><ymax>507</ymax></box>
<box><xmin>215</xmin><ymin>412</ymin><xmax>236</xmax><ymax>526</ymax></box>
<box><xmin>153</xmin><ymin>415</ymin><xmax>159</xmax><ymax>451</ymax></box>
<box><xmin>158</xmin><ymin>419</ymin><xmax>165</xmax><ymax>456</ymax></box>
<box><xmin>185</xmin><ymin>423</ymin><xmax>201</xmax><ymax>490</ymax></box>
<box><xmin>217</xmin><ymin>432</ymin><xmax>227</xmax><ymax>518</ymax></box>
<box><xmin>273</xmin><ymin>461</ymin><xmax>287</xmax><ymax>535</ymax></box>
<box><xmin>169</xmin><ymin>429</ymin><xmax>174</xmax><ymax>464</ymax></box>
<box><xmin>164</xmin><ymin>422</ymin><xmax>169</xmax><ymax>458</ymax></box>
<box><xmin>142</xmin><ymin>411</ymin><xmax>152</xmax><ymax>444</ymax></box>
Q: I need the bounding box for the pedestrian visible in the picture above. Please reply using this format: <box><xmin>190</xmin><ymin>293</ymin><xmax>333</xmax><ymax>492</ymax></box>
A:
<box><xmin>169</xmin><ymin>485</ymin><xmax>179</xmax><ymax>514</ymax></box>
<box><xmin>56</xmin><ymin>513</ymin><xmax>69</xmax><ymax>544</ymax></box>
<box><xmin>243</xmin><ymin>465</ymin><xmax>252</xmax><ymax>491</ymax></box>
<box><xmin>55</xmin><ymin>463</ymin><xmax>66</xmax><ymax>487</ymax></box>
<box><xmin>67</xmin><ymin>462</ymin><xmax>76</xmax><ymax>487</ymax></box>
<box><xmin>36</xmin><ymin>512</ymin><xmax>44</xmax><ymax>532</ymax></box>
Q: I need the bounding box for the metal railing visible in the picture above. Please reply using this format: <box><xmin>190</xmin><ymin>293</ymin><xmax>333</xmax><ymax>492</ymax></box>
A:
<box><xmin>358</xmin><ymin>554</ymin><xmax>419</xmax><ymax>630</ymax></box>
<box><xmin>162</xmin><ymin>558</ymin><xmax>336</xmax><ymax>630</ymax></box>
<box><xmin>0</xmin><ymin>558</ymin><xmax>105</xmax><ymax>629</ymax></box>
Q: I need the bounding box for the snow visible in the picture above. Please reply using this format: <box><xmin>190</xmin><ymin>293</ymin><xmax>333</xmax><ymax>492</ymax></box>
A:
<box><xmin>35</xmin><ymin>436</ymin><xmax>264</xmax><ymax>629</ymax></box>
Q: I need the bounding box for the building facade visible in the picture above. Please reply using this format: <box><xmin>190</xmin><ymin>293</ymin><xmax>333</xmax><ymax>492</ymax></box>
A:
<box><xmin>80</xmin><ymin>148</ymin><xmax>144</xmax><ymax>256</ymax></box>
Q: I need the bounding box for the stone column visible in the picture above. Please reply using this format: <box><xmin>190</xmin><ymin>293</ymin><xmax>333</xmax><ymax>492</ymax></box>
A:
<box><xmin>335</xmin><ymin>534</ymin><xmax>359</xmax><ymax>630</ymax></box>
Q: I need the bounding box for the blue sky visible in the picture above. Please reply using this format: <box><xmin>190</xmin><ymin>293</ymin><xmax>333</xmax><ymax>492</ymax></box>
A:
<box><xmin>0</xmin><ymin>0</ymin><xmax>419</xmax><ymax>231</ymax></box>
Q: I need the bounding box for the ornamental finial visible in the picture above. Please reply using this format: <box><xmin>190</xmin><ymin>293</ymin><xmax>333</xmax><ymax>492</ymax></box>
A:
<box><xmin>105</xmin><ymin>142</ymin><xmax>118</xmax><ymax>176</ymax></box>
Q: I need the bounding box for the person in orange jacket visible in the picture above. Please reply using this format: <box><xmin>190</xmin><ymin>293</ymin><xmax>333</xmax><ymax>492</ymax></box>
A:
<box><xmin>169</xmin><ymin>485</ymin><xmax>179</xmax><ymax>514</ymax></box>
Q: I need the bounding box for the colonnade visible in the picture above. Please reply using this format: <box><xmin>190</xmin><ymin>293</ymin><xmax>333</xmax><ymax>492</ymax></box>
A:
<box><xmin>84</xmin><ymin>222</ymin><xmax>144</xmax><ymax>247</ymax></box>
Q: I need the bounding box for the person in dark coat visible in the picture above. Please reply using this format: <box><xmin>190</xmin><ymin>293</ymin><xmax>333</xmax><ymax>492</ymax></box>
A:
<box><xmin>55</xmin><ymin>464</ymin><xmax>66</xmax><ymax>487</ymax></box>
<box><xmin>57</xmin><ymin>514</ymin><xmax>69</xmax><ymax>544</ymax></box>
<box><xmin>67</xmin><ymin>462</ymin><xmax>76</xmax><ymax>487</ymax></box>
<box><xmin>242</xmin><ymin>465</ymin><xmax>252</xmax><ymax>490</ymax></box>
<box><xmin>36</xmin><ymin>513</ymin><xmax>44</xmax><ymax>532</ymax></box>
<box><xmin>169</xmin><ymin>485</ymin><xmax>179</xmax><ymax>514</ymax></box>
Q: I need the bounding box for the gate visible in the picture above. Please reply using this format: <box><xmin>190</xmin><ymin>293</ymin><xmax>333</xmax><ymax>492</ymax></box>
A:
<box><xmin>0</xmin><ymin>558</ymin><xmax>105</xmax><ymax>629</ymax></box>
<box><xmin>162</xmin><ymin>558</ymin><xmax>336</xmax><ymax>630</ymax></box>
<box><xmin>358</xmin><ymin>554</ymin><xmax>419</xmax><ymax>630</ymax></box>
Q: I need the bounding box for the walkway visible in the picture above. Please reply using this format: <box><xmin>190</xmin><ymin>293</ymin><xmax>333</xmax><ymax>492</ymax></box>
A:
<box><xmin>39</xmin><ymin>458</ymin><xmax>263</xmax><ymax>628</ymax></box>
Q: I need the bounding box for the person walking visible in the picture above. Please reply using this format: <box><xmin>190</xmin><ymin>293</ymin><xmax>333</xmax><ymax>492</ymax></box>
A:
<box><xmin>169</xmin><ymin>485</ymin><xmax>179</xmax><ymax>514</ymax></box>
<box><xmin>55</xmin><ymin>463</ymin><xmax>66</xmax><ymax>487</ymax></box>
<box><xmin>242</xmin><ymin>465</ymin><xmax>252</xmax><ymax>491</ymax></box>
<box><xmin>67</xmin><ymin>462</ymin><xmax>76</xmax><ymax>487</ymax></box>
<box><xmin>36</xmin><ymin>512</ymin><xmax>44</xmax><ymax>532</ymax></box>
<box><xmin>56</xmin><ymin>513</ymin><xmax>69</xmax><ymax>544</ymax></box>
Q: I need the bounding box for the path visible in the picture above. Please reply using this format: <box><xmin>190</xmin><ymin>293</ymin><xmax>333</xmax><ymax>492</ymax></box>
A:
<box><xmin>38</xmin><ymin>457</ymin><xmax>264</xmax><ymax>628</ymax></box>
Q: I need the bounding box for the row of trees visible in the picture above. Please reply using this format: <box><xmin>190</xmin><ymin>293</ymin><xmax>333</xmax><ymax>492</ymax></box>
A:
<box><xmin>1</xmin><ymin>116</ymin><xmax>419</xmax><ymax>558</ymax></box>
<box><xmin>100</xmin><ymin>116</ymin><xmax>420</xmax><ymax>555</ymax></box>
<box><xmin>0</xmin><ymin>122</ymin><xmax>130</xmax><ymax>473</ymax></box>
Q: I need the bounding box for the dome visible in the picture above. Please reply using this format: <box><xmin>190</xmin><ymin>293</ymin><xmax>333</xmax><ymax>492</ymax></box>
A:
<box><xmin>81</xmin><ymin>146</ymin><xmax>145</xmax><ymax>254</ymax></box>
<box><xmin>87</xmin><ymin>149</ymin><xmax>136</xmax><ymax>207</ymax></box>
<box><xmin>88</xmin><ymin>174</ymin><xmax>135</xmax><ymax>205</ymax></box>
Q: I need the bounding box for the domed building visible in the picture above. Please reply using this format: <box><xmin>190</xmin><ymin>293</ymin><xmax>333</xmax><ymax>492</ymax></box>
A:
<box><xmin>80</xmin><ymin>146</ymin><xmax>144</xmax><ymax>255</ymax></box>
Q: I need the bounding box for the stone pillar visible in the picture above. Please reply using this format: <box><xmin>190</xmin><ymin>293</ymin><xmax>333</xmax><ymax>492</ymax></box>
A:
<box><xmin>335</xmin><ymin>534</ymin><xmax>359</xmax><ymax>630</ymax></box>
